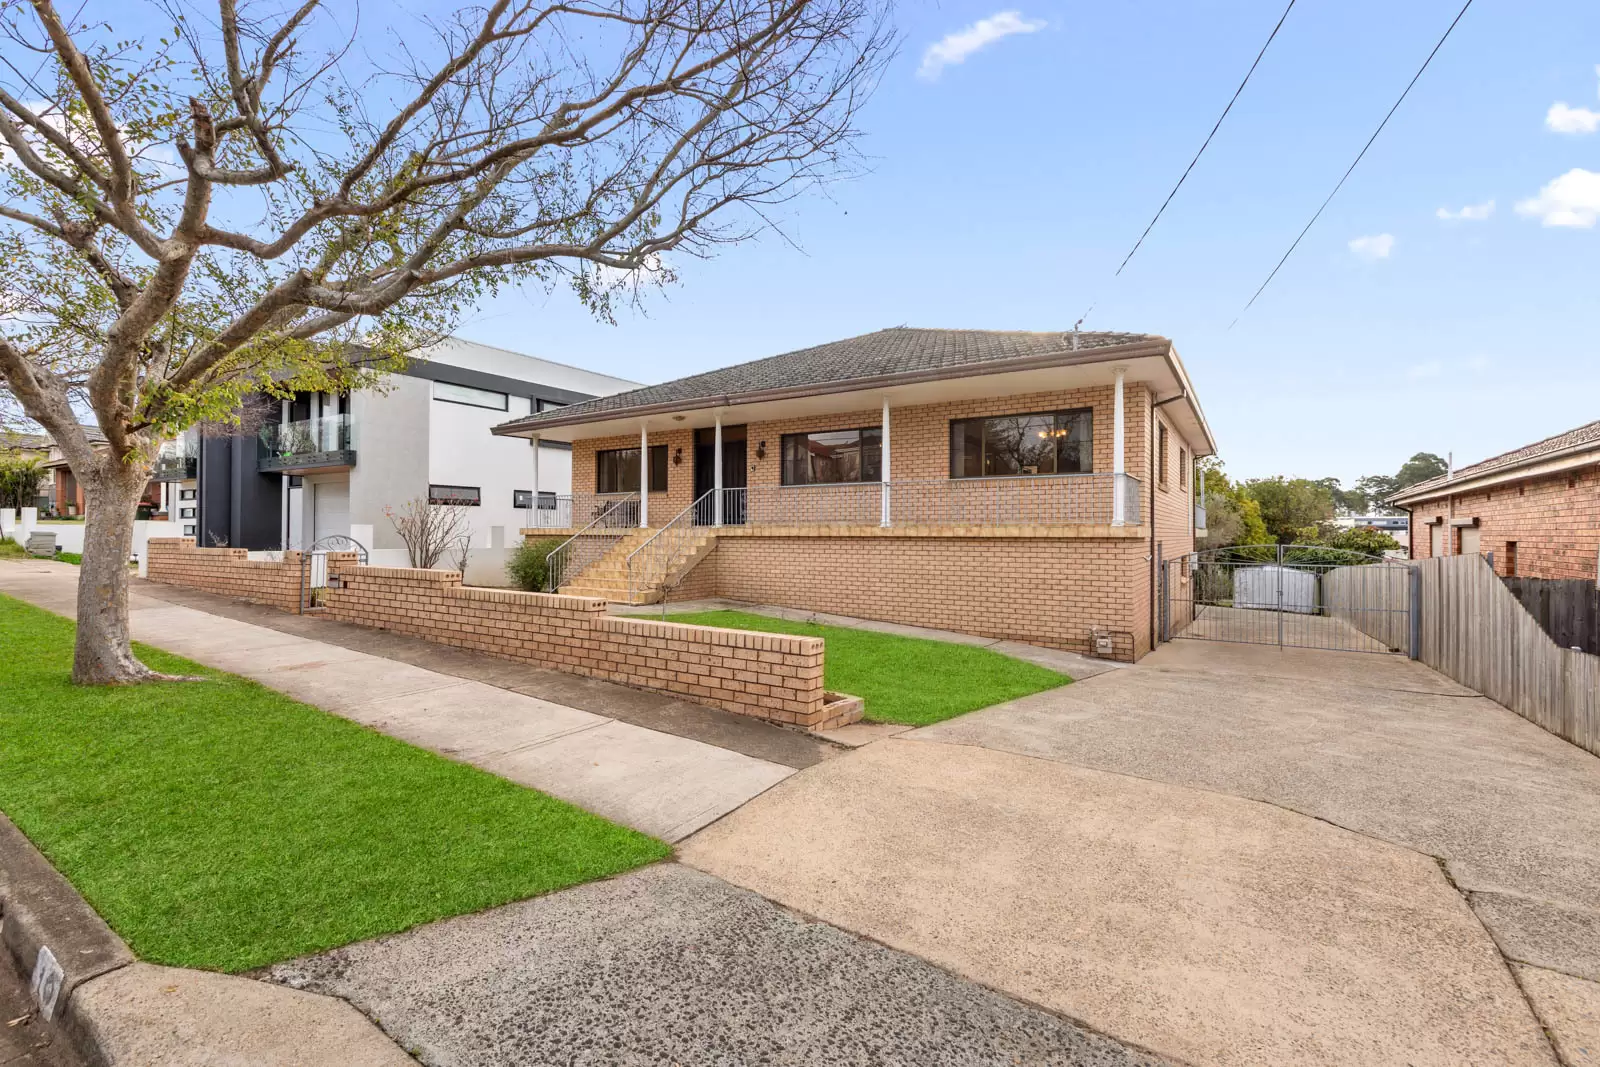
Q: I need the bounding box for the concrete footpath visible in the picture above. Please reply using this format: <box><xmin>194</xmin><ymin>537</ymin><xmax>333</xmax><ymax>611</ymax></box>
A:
<box><xmin>0</xmin><ymin>561</ymin><xmax>792</xmax><ymax>842</ymax></box>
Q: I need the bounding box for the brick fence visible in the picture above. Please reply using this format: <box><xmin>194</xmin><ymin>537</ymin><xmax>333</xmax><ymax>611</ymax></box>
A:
<box><xmin>146</xmin><ymin>538</ymin><xmax>332</xmax><ymax>614</ymax></box>
<box><xmin>322</xmin><ymin>560</ymin><xmax>846</xmax><ymax>728</ymax></box>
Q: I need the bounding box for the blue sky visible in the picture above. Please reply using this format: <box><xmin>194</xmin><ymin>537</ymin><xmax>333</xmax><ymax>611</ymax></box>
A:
<box><xmin>454</xmin><ymin>0</ymin><xmax>1600</xmax><ymax>488</ymax></box>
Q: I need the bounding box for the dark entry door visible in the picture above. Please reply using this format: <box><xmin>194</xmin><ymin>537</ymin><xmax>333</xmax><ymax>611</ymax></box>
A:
<box><xmin>694</xmin><ymin>425</ymin><xmax>747</xmax><ymax>525</ymax></box>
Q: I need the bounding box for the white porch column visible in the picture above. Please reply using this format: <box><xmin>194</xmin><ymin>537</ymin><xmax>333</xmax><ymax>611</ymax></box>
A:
<box><xmin>639</xmin><ymin>424</ymin><xmax>649</xmax><ymax>527</ymax></box>
<box><xmin>713</xmin><ymin>414</ymin><xmax>724</xmax><ymax>527</ymax></box>
<box><xmin>530</xmin><ymin>434</ymin><xmax>541</xmax><ymax>526</ymax></box>
<box><xmin>880</xmin><ymin>398</ymin><xmax>892</xmax><ymax>528</ymax></box>
<box><xmin>1112</xmin><ymin>366</ymin><xmax>1127</xmax><ymax>526</ymax></box>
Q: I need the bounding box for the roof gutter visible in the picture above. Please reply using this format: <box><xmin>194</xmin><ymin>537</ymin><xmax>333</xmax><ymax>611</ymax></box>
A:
<box><xmin>491</xmin><ymin>338</ymin><xmax>1177</xmax><ymax>436</ymax></box>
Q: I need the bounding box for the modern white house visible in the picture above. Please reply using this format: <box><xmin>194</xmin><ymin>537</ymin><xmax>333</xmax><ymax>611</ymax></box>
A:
<box><xmin>186</xmin><ymin>337</ymin><xmax>638</xmax><ymax>569</ymax></box>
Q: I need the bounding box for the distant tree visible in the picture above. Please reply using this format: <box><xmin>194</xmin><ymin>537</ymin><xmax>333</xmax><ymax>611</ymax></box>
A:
<box><xmin>0</xmin><ymin>455</ymin><xmax>46</xmax><ymax>509</ymax></box>
<box><xmin>1197</xmin><ymin>459</ymin><xmax>1271</xmax><ymax>550</ymax></box>
<box><xmin>1315</xmin><ymin>476</ymin><xmax>1367</xmax><ymax>515</ymax></box>
<box><xmin>1395</xmin><ymin>452</ymin><xmax>1449</xmax><ymax>489</ymax></box>
<box><xmin>1242</xmin><ymin>477</ymin><xmax>1335</xmax><ymax>544</ymax></box>
<box><xmin>1353</xmin><ymin>452</ymin><xmax>1448</xmax><ymax>514</ymax></box>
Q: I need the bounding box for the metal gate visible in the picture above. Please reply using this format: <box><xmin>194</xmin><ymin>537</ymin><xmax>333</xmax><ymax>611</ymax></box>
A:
<box><xmin>299</xmin><ymin>534</ymin><xmax>368</xmax><ymax>612</ymax></box>
<box><xmin>1161</xmin><ymin>545</ymin><xmax>1418</xmax><ymax>656</ymax></box>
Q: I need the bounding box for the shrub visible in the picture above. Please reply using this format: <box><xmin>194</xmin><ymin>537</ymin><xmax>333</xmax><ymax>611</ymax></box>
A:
<box><xmin>507</xmin><ymin>538</ymin><xmax>566</xmax><ymax>592</ymax></box>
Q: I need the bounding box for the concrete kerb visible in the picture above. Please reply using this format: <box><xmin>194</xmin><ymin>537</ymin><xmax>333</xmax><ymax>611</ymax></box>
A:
<box><xmin>0</xmin><ymin>812</ymin><xmax>414</xmax><ymax>1066</ymax></box>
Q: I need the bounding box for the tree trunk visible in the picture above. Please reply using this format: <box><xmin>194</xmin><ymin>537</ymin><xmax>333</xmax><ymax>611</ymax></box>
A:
<box><xmin>72</xmin><ymin>460</ymin><xmax>158</xmax><ymax>685</ymax></box>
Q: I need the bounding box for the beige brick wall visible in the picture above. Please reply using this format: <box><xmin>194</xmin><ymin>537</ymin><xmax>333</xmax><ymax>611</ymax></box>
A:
<box><xmin>668</xmin><ymin>531</ymin><xmax>1146</xmax><ymax>661</ymax></box>
<box><xmin>1406</xmin><ymin>465</ymin><xmax>1600</xmax><ymax>580</ymax></box>
<box><xmin>569</xmin><ymin>428</ymin><xmax>696</xmax><ymax>523</ymax></box>
<box><xmin>321</xmin><ymin>561</ymin><xmax>835</xmax><ymax>726</ymax></box>
<box><xmin>568</xmin><ymin>383</ymin><xmax>1174</xmax><ymax>525</ymax></box>
<box><xmin>146</xmin><ymin>538</ymin><xmax>319</xmax><ymax>613</ymax></box>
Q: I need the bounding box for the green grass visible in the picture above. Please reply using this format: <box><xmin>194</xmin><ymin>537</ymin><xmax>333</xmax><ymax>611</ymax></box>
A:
<box><xmin>54</xmin><ymin>551</ymin><xmax>80</xmax><ymax>565</ymax></box>
<box><xmin>0</xmin><ymin>540</ymin><xmax>25</xmax><ymax>559</ymax></box>
<box><xmin>661</xmin><ymin>609</ymin><xmax>1071</xmax><ymax>726</ymax></box>
<box><xmin>0</xmin><ymin>593</ymin><xmax>669</xmax><ymax>972</ymax></box>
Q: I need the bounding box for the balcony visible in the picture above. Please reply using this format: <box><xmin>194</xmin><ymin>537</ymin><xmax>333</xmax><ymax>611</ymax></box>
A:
<box><xmin>258</xmin><ymin>414</ymin><xmax>356</xmax><ymax>474</ymax></box>
<box><xmin>151</xmin><ymin>442</ymin><xmax>197</xmax><ymax>482</ymax></box>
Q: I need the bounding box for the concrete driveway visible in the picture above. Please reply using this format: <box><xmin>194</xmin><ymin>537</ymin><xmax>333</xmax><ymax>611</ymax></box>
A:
<box><xmin>683</xmin><ymin>640</ymin><xmax>1600</xmax><ymax>1066</ymax></box>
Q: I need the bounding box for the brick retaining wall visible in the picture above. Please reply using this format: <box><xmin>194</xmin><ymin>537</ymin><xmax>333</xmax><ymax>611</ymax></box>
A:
<box><xmin>322</xmin><ymin>561</ymin><xmax>841</xmax><ymax>728</ymax></box>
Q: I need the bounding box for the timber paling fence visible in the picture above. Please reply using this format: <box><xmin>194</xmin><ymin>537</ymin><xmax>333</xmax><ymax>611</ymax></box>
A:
<box><xmin>1343</xmin><ymin>555</ymin><xmax>1600</xmax><ymax>758</ymax></box>
<box><xmin>1502</xmin><ymin>576</ymin><xmax>1600</xmax><ymax>656</ymax></box>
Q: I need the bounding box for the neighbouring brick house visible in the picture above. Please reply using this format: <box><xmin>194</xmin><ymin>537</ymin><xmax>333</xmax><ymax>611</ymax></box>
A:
<box><xmin>1390</xmin><ymin>419</ymin><xmax>1600</xmax><ymax>581</ymax></box>
<box><xmin>493</xmin><ymin>327</ymin><xmax>1215</xmax><ymax>661</ymax></box>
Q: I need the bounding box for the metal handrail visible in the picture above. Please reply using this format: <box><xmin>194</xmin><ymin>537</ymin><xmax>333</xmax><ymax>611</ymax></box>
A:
<box><xmin>544</xmin><ymin>493</ymin><xmax>640</xmax><ymax>592</ymax></box>
<box><xmin>626</xmin><ymin>490</ymin><xmax>717</xmax><ymax>601</ymax></box>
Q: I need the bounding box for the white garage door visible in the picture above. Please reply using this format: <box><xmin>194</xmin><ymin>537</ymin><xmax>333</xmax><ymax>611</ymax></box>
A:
<box><xmin>313</xmin><ymin>481</ymin><xmax>350</xmax><ymax>544</ymax></box>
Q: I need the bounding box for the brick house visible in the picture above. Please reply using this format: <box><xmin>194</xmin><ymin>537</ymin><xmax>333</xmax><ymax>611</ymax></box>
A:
<box><xmin>492</xmin><ymin>328</ymin><xmax>1214</xmax><ymax>661</ymax></box>
<box><xmin>1390</xmin><ymin>419</ymin><xmax>1600</xmax><ymax>581</ymax></box>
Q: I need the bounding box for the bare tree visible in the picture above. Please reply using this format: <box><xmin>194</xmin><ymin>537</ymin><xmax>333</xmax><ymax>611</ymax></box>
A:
<box><xmin>0</xmin><ymin>0</ymin><xmax>891</xmax><ymax>682</ymax></box>
<box><xmin>384</xmin><ymin>497</ymin><xmax>471</xmax><ymax>570</ymax></box>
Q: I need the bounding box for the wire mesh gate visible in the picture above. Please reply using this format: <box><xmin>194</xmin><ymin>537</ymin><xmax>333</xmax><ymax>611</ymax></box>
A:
<box><xmin>1161</xmin><ymin>545</ymin><xmax>1418</xmax><ymax>656</ymax></box>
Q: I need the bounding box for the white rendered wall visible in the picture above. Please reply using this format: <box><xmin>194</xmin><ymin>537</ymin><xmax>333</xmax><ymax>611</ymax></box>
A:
<box><xmin>418</xmin><ymin>336</ymin><xmax>638</xmax><ymax>398</ymax></box>
<box><xmin>348</xmin><ymin>377</ymin><xmax>431</xmax><ymax>552</ymax></box>
<box><xmin>428</xmin><ymin>391</ymin><xmax>573</xmax><ymax>549</ymax></box>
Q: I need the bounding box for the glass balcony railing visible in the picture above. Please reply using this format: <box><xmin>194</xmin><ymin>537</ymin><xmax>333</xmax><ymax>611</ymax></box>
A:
<box><xmin>258</xmin><ymin>414</ymin><xmax>355</xmax><ymax>472</ymax></box>
<box><xmin>151</xmin><ymin>441</ymin><xmax>197</xmax><ymax>481</ymax></box>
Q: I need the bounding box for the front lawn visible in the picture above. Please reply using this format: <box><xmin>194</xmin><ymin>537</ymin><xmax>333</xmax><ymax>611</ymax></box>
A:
<box><xmin>662</xmin><ymin>609</ymin><xmax>1070</xmax><ymax>726</ymax></box>
<box><xmin>0</xmin><ymin>593</ymin><xmax>668</xmax><ymax>973</ymax></box>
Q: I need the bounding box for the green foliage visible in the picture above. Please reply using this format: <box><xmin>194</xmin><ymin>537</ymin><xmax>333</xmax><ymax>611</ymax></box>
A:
<box><xmin>1307</xmin><ymin>525</ymin><xmax>1404</xmax><ymax>557</ymax></box>
<box><xmin>0</xmin><ymin>456</ymin><xmax>45</xmax><ymax>509</ymax></box>
<box><xmin>661</xmin><ymin>609</ymin><xmax>1070</xmax><ymax>726</ymax></box>
<box><xmin>1197</xmin><ymin>459</ymin><xmax>1272</xmax><ymax>550</ymax></box>
<box><xmin>507</xmin><ymin>537</ymin><xmax>566</xmax><ymax>592</ymax></box>
<box><xmin>1242</xmin><ymin>477</ymin><xmax>1336</xmax><ymax>544</ymax></box>
<box><xmin>54</xmin><ymin>551</ymin><xmax>81</xmax><ymax>565</ymax></box>
<box><xmin>0</xmin><ymin>593</ymin><xmax>668</xmax><ymax>972</ymax></box>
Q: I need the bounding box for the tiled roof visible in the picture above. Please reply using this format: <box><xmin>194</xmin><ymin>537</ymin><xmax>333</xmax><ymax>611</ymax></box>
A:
<box><xmin>494</xmin><ymin>327</ymin><xmax>1162</xmax><ymax>432</ymax></box>
<box><xmin>1395</xmin><ymin>418</ymin><xmax>1600</xmax><ymax>500</ymax></box>
<box><xmin>0</xmin><ymin>431</ymin><xmax>50</xmax><ymax>450</ymax></box>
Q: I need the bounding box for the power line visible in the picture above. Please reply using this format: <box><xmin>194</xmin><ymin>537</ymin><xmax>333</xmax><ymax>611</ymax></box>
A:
<box><xmin>1113</xmin><ymin>0</ymin><xmax>1297</xmax><ymax>280</ymax></box>
<box><xmin>1077</xmin><ymin>0</ymin><xmax>1297</xmax><ymax>329</ymax></box>
<box><xmin>1232</xmin><ymin>0</ymin><xmax>1475</xmax><ymax>327</ymax></box>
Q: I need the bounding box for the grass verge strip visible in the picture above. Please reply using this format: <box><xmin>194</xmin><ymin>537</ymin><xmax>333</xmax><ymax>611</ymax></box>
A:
<box><xmin>0</xmin><ymin>592</ymin><xmax>668</xmax><ymax>973</ymax></box>
<box><xmin>661</xmin><ymin>609</ymin><xmax>1069</xmax><ymax>726</ymax></box>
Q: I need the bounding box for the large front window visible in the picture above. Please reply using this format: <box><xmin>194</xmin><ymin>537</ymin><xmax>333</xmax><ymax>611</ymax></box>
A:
<box><xmin>949</xmin><ymin>408</ymin><xmax>1093</xmax><ymax>478</ymax></box>
<box><xmin>597</xmin><ymin>445</ymin><xmax>667</xmax><ymax>494</ymax></box>
<box><xmin>782</xmin><ymin>428</ymin><xmax>882</xmax><ymax>485</ymax></box>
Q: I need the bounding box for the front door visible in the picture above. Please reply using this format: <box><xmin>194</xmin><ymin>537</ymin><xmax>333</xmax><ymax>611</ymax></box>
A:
<box><xmin>694</xmin><ymin>425</ymin><xmax>747</xmax><ymax>524</ymax></box>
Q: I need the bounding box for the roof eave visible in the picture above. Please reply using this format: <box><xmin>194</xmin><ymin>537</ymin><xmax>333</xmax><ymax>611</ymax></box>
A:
<box><xmin>491</xmin><ymin>337</ymin><xmax>1176</xmax><ymax>437</ymax></box>
<box><xmin>1389</xmin><ymin>441</ymin><xmax>1600</xmax><ymax>506</ymax></box>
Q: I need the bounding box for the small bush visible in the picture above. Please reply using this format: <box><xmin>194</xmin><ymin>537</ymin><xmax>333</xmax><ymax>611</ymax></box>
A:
<box><xmin>507</xmin><ymin>538</ymin><xmax>566</xmax><ymax>592</ymax></box>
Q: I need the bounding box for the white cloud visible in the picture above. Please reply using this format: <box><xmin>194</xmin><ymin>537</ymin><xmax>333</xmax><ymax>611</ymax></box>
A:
<box><xmin>1546</xmin><ymin>102</ymin><xmax>1600</xmax><ymax>135</ymax></box>
<box><xmin>1543</xmin><ymin>66</ymin><xmax>1600</xmax><ymax>133</ymax></box>
<box><xmin>1515</xmin><ymin>168</ymin><xmax>1600</xmax><ymax>228</ymax></box>
<box><xmin>1407</xmin><ymin>360</ymin><xmax>1443</xmax><ymax>381</ymax></box>
<box><xmin>1436</xmin><ymin>200</ymin><xmax>1494</xmax><ymax>222</ymax></box>
<box><xmin>917</xmin><ymin>11</ymin><xmax>1046</xmax><ymax>81</ymax></box>
<box><xmin>1467</xmin><ymin>354</ymin><xmax>1491</xmax><ymax>371</ymax></box>
<box><xmin>1348</xmin><ymin>233</ymin><xmax>1396</xmax><ymax>261</ymax></box>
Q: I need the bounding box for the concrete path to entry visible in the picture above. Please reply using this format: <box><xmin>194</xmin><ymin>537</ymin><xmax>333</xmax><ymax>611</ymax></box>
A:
<box><xmin>0</xmin><ymin>561</ymin><xmax>792</xmax><ymax>841</ymax></box>
<box><xmin>683</xmin><ymin>638</ymin><xmax>1600</xmax><ymax>1067</ymax></box>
